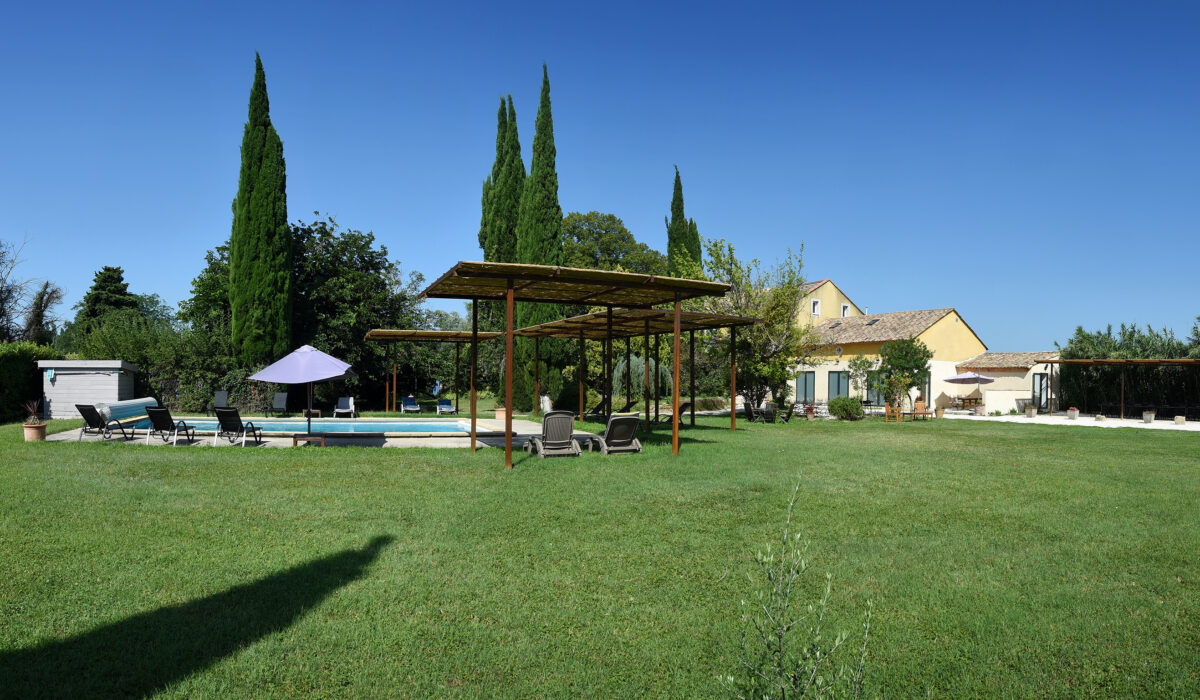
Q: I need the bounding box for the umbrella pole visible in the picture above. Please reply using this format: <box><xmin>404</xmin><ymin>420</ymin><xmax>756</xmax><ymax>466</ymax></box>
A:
<box><xmin>307</xmin><ymin>381</ymin><xmax>313</xmax><ymax>434</ymax></box>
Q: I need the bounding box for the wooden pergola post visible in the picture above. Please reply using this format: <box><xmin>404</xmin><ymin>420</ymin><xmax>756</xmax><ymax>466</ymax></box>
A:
<box><xmin>578</xmin><ymin>331</ymin><xmax>585</xmax><ymax>421</ymax></box>
<box><xmin>689</xmin><ymin>329</ymin><xmax>696</xmax><ymax>427</ymax></box>
<box><xmin>672</xmin><ymin>293</ymin><xmax>681</xmax><ymax>456</ymax></box>
<box><xmin>454</xmin><ymin>342</ymin><xmax>460</xmax><ymax>415</ymax></box>
<box><xmin>1121</xmin><ymin>369</ymin><xmax>1125</xmax><ymax>420</ymax></box>
<box><xmin>625</xmin><ymin>337</ymin><xmax>632</xmax><ymax>407</ymax></box>
<box><xmin>534</xmin><ymin>336</ymin><xmax>540</xmax><ymax>419</ymax></box>
<box><xmin>731</xmin><ymin>326</ymin><xmax>737</xmax><ymax>431</ymax></box>
<box><xmin>505</xmin><ymin>280</ymin><xmax>514</xmax><ymax>469</ymax></box>
<box><xmin>654</xmin><ymin>333</ymin><xmax>660</xmax><ymax>423</ymax></box>
<box><xmin>644</xmin><ymin>320</ymin><xmax>651</xmax><ymax>434</ymax></box>
<box><xmin>470</xmin><ymin>300</ymin><xmax>478</xmax><ymax>452</ymax></box>
<box><xmin>605</xmin><ymin>307</ymin><xmax>614</xmax><ymax>419</ymax></box>
<box><xmin>391</xmin><ymin>344</ymin><xmax>397</xmax><ymax>412</ymax></box>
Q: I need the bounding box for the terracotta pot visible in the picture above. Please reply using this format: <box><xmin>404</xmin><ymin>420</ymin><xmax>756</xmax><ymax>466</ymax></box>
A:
<box><xmin>934</xmin><ymin>407</ymin><xmax>945</xmax><ymax>419</ymax></box>
<box><xmin>494</xmin><ymin>408</ymin><xmax>507</xmax><ymax>421</ymax></box>
<box><xmin>23</xmin><ymin>424</ymin><xmax>46</xmax><ymax>442</ymax></box>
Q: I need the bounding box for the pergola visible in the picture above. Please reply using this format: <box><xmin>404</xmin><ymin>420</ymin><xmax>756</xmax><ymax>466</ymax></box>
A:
<box><xmin>1039</xmin><ymin>358</ymin><xmax>1200</xmax><ymax>419</ymax></box>
<box><xmin>421</xmin><ymin>261</ymin><xmax>732</xmax><ymax>468</ymax></box>
<box><xmin>516</xmin><ymin>308</ymin><xmax>758</xmax><ymax>435</ymax></box>
<box><xmin>363</xmin><ymin>329</ymin><xmax>501</xmax><ymax>447</ymax></box>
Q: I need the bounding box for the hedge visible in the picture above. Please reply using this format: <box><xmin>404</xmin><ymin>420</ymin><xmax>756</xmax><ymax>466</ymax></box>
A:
<box><xmin>0</xmin><ymin>341</ymin><xmax>62</xmax><ymax>423</ymax></box>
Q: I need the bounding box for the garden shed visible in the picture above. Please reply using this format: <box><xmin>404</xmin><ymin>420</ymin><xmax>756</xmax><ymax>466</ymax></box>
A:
<box><xmin>37</xmin><ymin>360</ymin><xmax>138</xmax><ymax>419</ymax></box>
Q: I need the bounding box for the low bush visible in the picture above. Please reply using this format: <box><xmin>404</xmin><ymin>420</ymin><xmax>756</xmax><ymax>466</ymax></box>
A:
<box><xmin>828</xmin><ymin>395</ymin><xmax>864</xmax><ymax>421</ymax></box>
<box><xmin>696</xmin><ymin>397</ymin><xmax>727</xmax><ymax>411</ymax></box>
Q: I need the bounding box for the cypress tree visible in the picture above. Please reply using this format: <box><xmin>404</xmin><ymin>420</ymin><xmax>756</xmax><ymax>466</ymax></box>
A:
<box><xmin>230</xmin><ymin>53</ymin><xmax>291</xmax><ymax>365</ymax></box>
<box><xmin>665</xmin><ymin>166</ymin><xmax>689</xmax><ymax>275</ymax></box>
<box><xmin>493</xmin><ymin>95</ymin><xmax>525</xmax><ymax>263</ymax></box>
<box><xmin>513</xmin><ymin>65</ymin><xmax>566</xmax><ymax>409</ymax></box>
<box><xmin>686</xmin><ymin>217</ymin><xmax>703</xmax><ymax>273</ymax></box>
<box><xmin>479</xmin><ymin>98</ymin><xmax>507</xmax><ymax>259</ymax></box>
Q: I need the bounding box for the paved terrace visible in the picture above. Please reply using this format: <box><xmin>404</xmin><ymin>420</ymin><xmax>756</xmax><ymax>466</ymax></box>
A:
<box><xmin>942</xmin><ymin>412</ymin><xmax>1200</xmax><ymax>432</ymax></box>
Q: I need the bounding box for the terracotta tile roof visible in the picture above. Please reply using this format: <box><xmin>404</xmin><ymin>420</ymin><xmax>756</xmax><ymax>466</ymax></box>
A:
<box><xmin>801</xmin><ymin>278</ymin><xmax>829</xmax><ymax>293</ymax></box>
<box><xmin>812</xmin><ymin>308</ymin><xmax>954</xmax><ymax>345</ymax></box>
<box><xmin>957</xmin><ymin>352</ymin><xmax>1058</xmax><ymax>370</ymax></box>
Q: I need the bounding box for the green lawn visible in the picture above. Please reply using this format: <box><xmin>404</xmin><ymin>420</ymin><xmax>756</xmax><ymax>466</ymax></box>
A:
<box><xmin>0</xmin><ymin>417</ymin><xmax>1196</xmax><ymax>696</ymax></box>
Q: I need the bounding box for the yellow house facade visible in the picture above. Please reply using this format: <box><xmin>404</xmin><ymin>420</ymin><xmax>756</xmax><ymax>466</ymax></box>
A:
<box><xmin>955</xmin><ymin>352</ymin><xmax>1059</xmax><ymax>414</ymax></box>
<box><xmin>791</xmin><ymin>283</ymin><xmax>988</xmax><ymax>406</ymax></box>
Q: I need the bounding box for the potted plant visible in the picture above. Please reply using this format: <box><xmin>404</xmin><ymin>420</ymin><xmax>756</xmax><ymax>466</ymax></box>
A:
<box><xmin>1143</xmin><ymin>409</ymin><xmax>1156</xmax><ymax>424</ymax></box>
<box><xmin>22</xmin><ymin>400</ymin><xmax>46</xmax><ymax>442</ymax></box>
<box><xmin>1025</xmin><ymin>404</ymin><xmax>1037</xmax><ymax>418</ymax></box>
<box><xmin>494</xmin><ymin>407</ymin><xmax>507</xmax><ymax>422</ymax></box>
<box><xmin>1067</xmin><ymin>406</ymin><xmax>1079</xmax><ymax>420</ymax></box>
<box><xmin>804</xmin><ymin>405</ymin><xmax>816</xmax><ymax>420</ymax></box>
<box><xmin>934</xmin><ymin>405</ymin><xmax>945</xmax><ymax>419</ymax></box>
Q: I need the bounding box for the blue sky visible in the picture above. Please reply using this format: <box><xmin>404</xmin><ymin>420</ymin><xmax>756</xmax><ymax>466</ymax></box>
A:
<box><xmin>2</xmin><ymin>1</ymin><xmax>1197</xmax><ymax>350</ymax></box>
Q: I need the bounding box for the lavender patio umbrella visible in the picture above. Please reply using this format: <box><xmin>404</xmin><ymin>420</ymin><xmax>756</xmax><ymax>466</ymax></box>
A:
<box><xmin>250</xmin><ymin>345</ymin><xmax>355</xmax><ymax>434</ymax></box>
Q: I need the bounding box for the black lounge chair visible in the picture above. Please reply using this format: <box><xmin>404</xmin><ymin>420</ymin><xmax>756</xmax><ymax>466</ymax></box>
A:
<box><xmin>523</xmin><ymin>410</ymin><xmax>581</xmax><ymax>458</ymax></box>
<box><xmin>145</xmin><ymin>406</ymin><xmax>196</xmax><ymax>446</ymax></box>
<box><xmin>655</xmin><ymin>401</ymin><xmax>693</xmax><ymax>426</ymax></box>
<box><xmin>75</xmin><ymin>403</ymin><xmax>134</xmax><ymax>441</ymax></box>
<box><xmin>614</xmin><ymin>399</ymin><xmax>637</xmax><ymax>414</ymax></box>
<box><xmin>207</xmin><ymin>391</ymin><xmax>230</xmax><ymax>416</ymax></box>
<box><xmin>266</xmin><ymin>392</ymin><xmax>289</xmax><ymax>417</ymax></box>
<box><xmin>587</xmin><ymin>413</ymin><xmax>642</xmax><ymax>455</ymax></box>
<box><xmin>584</xmin><ymin>396</ymin><xmax>611</xmax><ymax>421</ymax></box>
<box><xmin>213</xmin><ymin>407</ymin><xmax>263</xmax><ymax>446</ymax></box>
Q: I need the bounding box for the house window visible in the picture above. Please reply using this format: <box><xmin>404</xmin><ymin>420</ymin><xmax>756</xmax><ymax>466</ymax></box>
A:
<box><xmin>866</xmin><ymin>370</ymin><xmax>885</xmax><ymax>406</ymax></box>
<box><xmin>828</xmin><ymin>371</ymin><xmax>849</xmax><ymax>399</ymax></box>
<box><xmin>841</xmin><ymin>303</ymin><xmax>850</xmax><ymax>317</ymax></box>
<box><xmin>811</xmin><ymin>299</ymin><xmax>821</xmax><ymax>317</ymax></box>
<box><xmin>797</xmin><ymin>372</ymin><xmax>815</xmax><ymax>404</ymax></box>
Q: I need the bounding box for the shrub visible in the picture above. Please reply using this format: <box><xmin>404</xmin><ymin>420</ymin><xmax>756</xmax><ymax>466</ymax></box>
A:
<box><xmin>0</xmin><ymin>341</ymin><xmax>62</xmax><ymax>422</ymax></box>
<box><xmin>828</xmin><ymin>395</ymin><xmax>864</xmax><ymax>421</ymax></box>
<box><xmin>726</xmin><ymin>482</ymin><xmax>872</xmax><ymax>698</ymax></box>
<box><xmin>696</xmin><ymin>397</ymin><xmax>727</xmax><ymax>411</ymax></box>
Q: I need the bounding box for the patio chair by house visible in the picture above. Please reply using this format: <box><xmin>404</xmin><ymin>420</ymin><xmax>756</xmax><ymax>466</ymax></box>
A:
<box><xmin>436</xmin><ymin>398</ymin><xmax>456</xmax><ymax>415</ymax></box>
<box><xmin>655</xmin><ymin>401</ymin><xmax>694</xmax><ymax>425</ymax></box>
<box><xmin>763</xmin><ymin>402</ymin><xmax>778</xmax><ymax>424</ymax></box>
<box><xmin>266</xmin><ymin>392</ymin><xmax>289</xmax><ymax>417</ymax></box>
<box><xmin>779</xmin><ymin>403</ymin><xmax>797</xmax><ymax>424</ymax></box>
<box><xmin>745</xmin><ymin>401</ymin><xmax>762</xmax><ymax>423</ymax></box>
<box><xmin>333</xmin><ymin>396</ymin><xmax>356</xmax><ymax>418</ymax></box>
<box><xmin>884</xmin><ymin>405</ymin><xmax>902</xmax><ymax>422</ymax></box>
<box><xmin>911</xmin><ymin>401</ymin><xmax>932</xmax><ymax>421</ymax></box>
<box><xmin>213</xmin><ymin>407</ymin><xmax>263</xmax><ymax>447</ymax></box>
<box><xmin>145</xmin><ymin>406</ymin><xmax>196</xmax><ymax>446</ymax></box>
<box><xmin>75</xmin><ymin>404</ymin><xmax>134</xmax><ymax>441</ymax></box>
<box><xmin>207</xmin><ymin>391</ymin><xmax>231</xmax><ymax>416</ymax></box>
<box><xmin>523</xmin><ymin>410</ymin><xmax>581</xmax><ymax>458</ymax></box>
<box><xmin>587</xmin><ymin>413</ymin><xmax>642</xmax><ymax>455</ymax></box>
<box><xmin>401</xmin><ymin>396</ymin><xmax>421</xmax><ymax>413</ymax></box>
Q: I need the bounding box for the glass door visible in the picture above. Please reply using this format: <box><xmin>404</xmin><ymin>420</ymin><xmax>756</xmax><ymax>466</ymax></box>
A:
<box><xmin>1032</xmin><ymin>373</ymin><xmax>1048</xmax><ymax>411</ymax></box>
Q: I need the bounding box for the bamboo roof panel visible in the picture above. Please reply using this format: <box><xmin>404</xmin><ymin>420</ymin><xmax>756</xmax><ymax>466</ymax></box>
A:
<box><xmin>364</xmin><ymin>329</ymin><xmax>502</xmax><ymax>343</ymax></box>
<box><xmin>515</xmin><ymin>308</ymin><xmax>759</xmax><ymax>339</ymax></box>
<box><xmin>421</xmin><ymin>261</ymin><xmax>730</xmax><ymax>307</ymax></box>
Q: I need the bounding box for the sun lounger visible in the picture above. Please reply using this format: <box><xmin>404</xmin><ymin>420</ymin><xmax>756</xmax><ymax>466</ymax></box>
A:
<box><xmin>523</xmin><ymin>410</ymin><xmax>582</xmax><ymax>458</ymax></box>
<box><xmin>401</xmin><ymin>396</ymin><xmax>421</xmax><ymax>413</ymax></box>
<box><xmin>586</xmin><ymin>413</ymin><xmax>642</xmax><ymax>455</ymax></box>
<box><xmin>583</xmin><ymin>396</ymin><xmax>610</xmax><ymax>420</ymax></box>
<box><xmin>207</xmin><ymin>391</ymin><xmax>230</xmax><ymax>416</ymax></box>
<box><xmin>655</xmin><ymin>401</ymin><xmax>694</xmax><ymax>425</ymax></box>
<box><xmin>436</xmin><ymin>398</ymin><xmax>456</xmax><ymax>415</ymax></box>
<box><xmin>145</xmin><ymin>406</ymin><xmax>196</xmax><ymax>446</ymax></box>
<box><xmin>266</xmin><ymin>392</ymin><xmax>289</xmax><ymax>417</ymax></box>
<box><xmin>333</xmin><ymin>396</ymin><xmax>356</xmax><ymax>418</ymax></box>
<box><xmin>76</xmin><ymin>403</ymin><xmax>134</xmax><ymax>441</ymax></box>
<box><xmin>213</xmin><ymin>407</ymin><xmax>263</xmax><ymax>446</ymax></box>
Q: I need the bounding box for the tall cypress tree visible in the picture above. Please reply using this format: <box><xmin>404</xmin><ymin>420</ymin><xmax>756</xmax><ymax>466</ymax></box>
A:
<box><xmin>493</xmin><ymin>96</ymin><xmax>525</xmax><ymax>263</ymax></box>
<box><xmin>514</xmin><ymin>65</ymin><xmax>566</xmax><ymax>409</ymax></box>
<box><xmin>665</xmin><ymin>166</ymin><xmax>703</xmax><ymax>277</ymax></box>
<box><xmin>230</xmin><ymin>53</ymin><xmax>291</xmax><ymax>365</ymax></box>
<box><xmin>479</xmin><ymin>98</ymin><xmax>507</xmax><ymax>259</ymax></box>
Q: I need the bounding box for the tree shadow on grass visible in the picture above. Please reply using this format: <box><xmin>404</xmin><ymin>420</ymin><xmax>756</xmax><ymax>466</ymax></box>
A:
<box><xmin>0</xmin><ymin>535</ymin><xmax>394</xmax><ymax>699</ymax></box>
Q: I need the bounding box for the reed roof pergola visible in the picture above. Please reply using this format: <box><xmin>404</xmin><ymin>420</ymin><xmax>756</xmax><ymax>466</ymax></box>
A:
<box><xmin>421</xmin><ymin>262</ymin><xmax>733</xmax><ymax>468</ymax></box>
<box><xmin>1038</xmin><ymin>357</ymin><xmax>1200</xmax><ymax>419</ymax></box>
<box><xmin>515</xmin><ymin>309</ymin><xmax>758</xmax><ymax>437</ymax></box>
<box><xmin>364</xmin><ymin>329</ymin><xmax>502</xmax><ymax>418</ymax></box>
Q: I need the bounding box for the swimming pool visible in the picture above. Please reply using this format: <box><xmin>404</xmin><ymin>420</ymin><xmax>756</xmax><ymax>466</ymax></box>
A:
<box><xmin>130</xmin><ymin>418</ymin><xmax>472</xmax><ymax>435</ymax></box>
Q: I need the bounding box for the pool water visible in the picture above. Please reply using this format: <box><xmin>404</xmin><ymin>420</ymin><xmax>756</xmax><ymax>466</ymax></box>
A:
<box><xmin>131</xmin><ymin>418</ymin><xmax>470</xmax><ymax>434</ymax></box>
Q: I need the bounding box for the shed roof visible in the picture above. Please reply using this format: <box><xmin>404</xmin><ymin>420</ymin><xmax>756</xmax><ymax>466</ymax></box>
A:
<box><xmin>364</xmin><ymin>329</ymin><xmax>502</xmax><ymax>343</ymax></box>
<box><xmin>515</xmin><ymin>308</ymin><xmax>758</xmax><ymax>339</ymax></box>
<box><xmin>420</xmin><ymin>261</ymin><xmax>730</xmax><ymax>307</ymax></box>
<box><xmin>957</xmin><ymin>352</ymin><xmax>1058</xmax><ymax>370</ymax></box>
<box><xmin>811</xmin><ymin>308</ymin><xmax>955</xmax><ymax>345</ymax></box>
